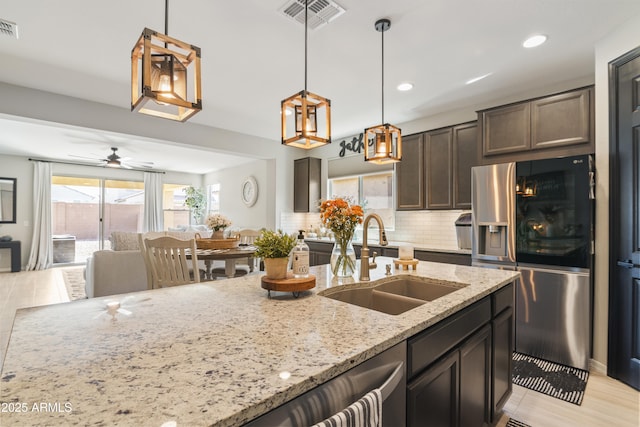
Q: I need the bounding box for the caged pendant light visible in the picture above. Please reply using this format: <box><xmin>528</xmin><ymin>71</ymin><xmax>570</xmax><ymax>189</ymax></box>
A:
<box><xmin>364</xmin><ymin>18</ymin><xmax>402</xmax><ymax>164</ymax></box>
<box><xmin>131</xmin><ymin>0</ymin><xmax>202</xmax><ymax>122</ymax></box>
<box><xmin>281</xmin><ymin>0</ymin><xmax>331</xmax><ymax>149</ymax></box>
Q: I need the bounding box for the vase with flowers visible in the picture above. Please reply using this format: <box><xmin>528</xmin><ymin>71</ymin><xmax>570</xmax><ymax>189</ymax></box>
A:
<box><xmin>320</xmin><ymin>197</ymin><xmax>364</xmax><ymax>277</ymax></box>
<box><xmin>206</xmin><ymin>214</ymin><xmax>232</xmax><ymax>239</ymax></box>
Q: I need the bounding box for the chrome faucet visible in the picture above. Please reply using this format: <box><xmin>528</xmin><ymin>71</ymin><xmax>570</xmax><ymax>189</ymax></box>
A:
<box><xmin>359</xmin><ymin>213</ymin><xmax>388</xmax><ymax>281</ymax></box>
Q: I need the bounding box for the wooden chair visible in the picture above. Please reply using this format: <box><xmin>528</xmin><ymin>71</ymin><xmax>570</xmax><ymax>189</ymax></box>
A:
<box><xmin>142</xmin><ymin>236</ymin><xmax>201</xmax><ymax>288</ymax></box>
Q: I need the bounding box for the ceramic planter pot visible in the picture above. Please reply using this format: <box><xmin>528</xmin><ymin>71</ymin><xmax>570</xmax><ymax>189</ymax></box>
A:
<box><xmin>263</xmin><ymin>257</ymin><xmax>288</xmax><ymax>280</ymax></box>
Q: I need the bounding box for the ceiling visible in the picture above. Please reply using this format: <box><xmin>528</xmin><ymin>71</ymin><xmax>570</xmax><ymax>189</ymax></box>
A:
<box><xmin>1</xmin><ymin>0</ymin><xmax>639</xmax><ymax>173</ymax></box>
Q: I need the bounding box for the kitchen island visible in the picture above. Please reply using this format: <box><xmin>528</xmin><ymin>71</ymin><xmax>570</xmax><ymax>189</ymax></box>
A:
<box><xmin>0</xmin><ymin>259</ymin><xmax>519</xmax><ymax>426</ymax></box>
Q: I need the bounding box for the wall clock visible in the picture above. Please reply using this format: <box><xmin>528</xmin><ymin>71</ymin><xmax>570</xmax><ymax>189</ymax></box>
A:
<box><xmin>241</xmin><ymin>176</ymin><xmax>258</xmax><ymax>207</ymax></box>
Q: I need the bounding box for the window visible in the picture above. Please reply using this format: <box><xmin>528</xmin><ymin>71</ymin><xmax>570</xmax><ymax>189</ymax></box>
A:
<box><xmin>51</xmin><ymin>176</ymin><xmax>144</xmax><ymax>262</ymax></box>
<box><xmin>328</xmin><ymin>171</ymin><xmax>395</xmax><ymax>229</ymax></box>
<box><xmin>208</xmin><ymin>183</ymin><xmax>221</xmax><ymax>215</ymax></box>
<box><xmin>162</xmin><ymin>184</ymin><xmax>190</xmax><ymax>229</ymax></box>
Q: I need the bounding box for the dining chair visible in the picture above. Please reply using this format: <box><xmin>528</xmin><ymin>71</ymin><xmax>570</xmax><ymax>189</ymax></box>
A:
<box><xmin>142</xmin><ymin>236</ymin><xmax>202</xmax><ymax>288</ymax></box>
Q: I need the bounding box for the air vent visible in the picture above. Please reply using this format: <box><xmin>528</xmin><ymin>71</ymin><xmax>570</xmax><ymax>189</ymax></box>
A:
<box><xmin>0</xmin><ymin>18</ymin><xmax>18</xmax><ymax>39</ymax></box>
<box><xmin>279</xmin><ymin>0</ymin><xmax>345</xmax><ymax>30</ymax></box>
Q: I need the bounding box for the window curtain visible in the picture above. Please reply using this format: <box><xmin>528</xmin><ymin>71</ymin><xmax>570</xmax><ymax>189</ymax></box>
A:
<box><xmin>26</xmin><ymin>161</ymin><xmax>53</xmax><ymax>270</ymax></box>
<box><xmin>143</xmin><ymin>171</ymin><xmax>163</xmax><ymax>232</ymax></box>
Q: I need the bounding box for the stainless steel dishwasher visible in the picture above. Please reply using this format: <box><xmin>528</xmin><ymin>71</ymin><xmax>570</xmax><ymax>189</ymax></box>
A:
<box><xmin>245</xmin><ymin>342</ymin><xmax>406</xmax><ymax>426</ymax></box>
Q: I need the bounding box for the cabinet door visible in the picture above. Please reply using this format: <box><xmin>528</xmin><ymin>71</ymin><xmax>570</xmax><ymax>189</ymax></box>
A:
<box><xmin>407</xmin><ymin>350</ymin><xmax>459</xmax><ymax>427</ymax></box>
<box><xmin>425</xmin><ymin>128</ymin><xmax>453</xmax><ymax>209</ymax></box>
<box><xmin>482</xmin><ymin>103</ymin><xmax>530</xmax><ymax>156</ymax></box>
<box><xmin>396</xmin><ymin>133</ymin><xmax>424</xmax><ymax>210</ymax></box>
<box><xmin>531</xmin><ymin>88</ymin><xmax>591</xmax><ymax>149</ymax></box>
<box><xmin>460</xmin><ymin>324</ymin><xmax>492</xmax><ymax>427</ymax></box>
<box><xmin>314</xmin><ymin>252</ymin><xmax>332</xmax><ymax>266</ymax></box>
<box><xmin>294</xmin><ymin>157</ymin><xmax>321</xmax><ymax>213</ymax></box>
<box><xmin>453</xmin><ymin>123</ymin><xmax>478</xmax><ymax>209</ymax></box>
<box><xmin>492</xmin><ymin>307</ymin><xmax>514</xmax><ymax>420</ymax></box>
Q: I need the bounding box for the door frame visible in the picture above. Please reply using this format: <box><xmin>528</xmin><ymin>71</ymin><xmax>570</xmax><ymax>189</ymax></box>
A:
<box><xmin>607</xmin><ymin>45</ymin><xmax>640</xmax><ymax>385</ymax></box>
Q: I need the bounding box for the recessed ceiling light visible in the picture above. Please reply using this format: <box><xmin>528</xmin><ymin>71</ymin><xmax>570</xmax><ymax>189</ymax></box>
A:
<box><xmin>465</xmin><ymin>73</ymin><xmax>492</xmax><ymax>85</ymax></box>
<box><xmin>523</xmin><ymin>34</ymin><xmax>547</xmax><ymax>48</ymax></box>
<box><xmin>397</xmin><ymin>82</ymin><xmax>414</xmax><ymax>91</ymax></box>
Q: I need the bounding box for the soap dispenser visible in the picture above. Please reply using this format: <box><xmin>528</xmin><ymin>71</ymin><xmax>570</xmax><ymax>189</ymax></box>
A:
<box><xmin>291</xmin><ymin>230</ymin><xmax>310</xmax><ymax>278</ymax></box>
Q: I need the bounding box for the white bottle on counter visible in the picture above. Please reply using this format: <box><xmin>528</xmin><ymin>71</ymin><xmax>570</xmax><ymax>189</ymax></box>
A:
<box><xmin>291</xmin><ymin>230</ymin><xmax>310</xmax><ymax>278</ymax></box>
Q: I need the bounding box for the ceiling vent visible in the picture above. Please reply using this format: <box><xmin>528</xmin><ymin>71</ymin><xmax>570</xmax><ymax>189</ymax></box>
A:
<box><xmin>0</xmin><ymin>18</ymin><xmax>18</xmax><ymax>39</ymax></box>
<box><xmin>279</xmin><ymin>0</ymin><xmax>345</xmax><ymax>30</ymax></box>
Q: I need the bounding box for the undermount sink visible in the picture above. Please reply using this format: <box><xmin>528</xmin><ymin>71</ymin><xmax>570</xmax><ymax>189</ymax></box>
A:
<box><xmin>320</xmin><ymin>276</ymin><xmax>467</xmax><ymax>315</ymax></box>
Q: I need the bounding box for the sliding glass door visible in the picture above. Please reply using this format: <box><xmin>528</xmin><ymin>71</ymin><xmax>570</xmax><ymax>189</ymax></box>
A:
<box><xmin>51</xmin><ymin>176</ymin><xmax>144</xmax><ymax>264</ymax></box>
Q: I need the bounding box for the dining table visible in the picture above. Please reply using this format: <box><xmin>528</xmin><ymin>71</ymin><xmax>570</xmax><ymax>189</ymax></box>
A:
<box><xmin>190</xmin><ymin>246</ymin><xmax>257</xmax><ymax>279</ymax></box>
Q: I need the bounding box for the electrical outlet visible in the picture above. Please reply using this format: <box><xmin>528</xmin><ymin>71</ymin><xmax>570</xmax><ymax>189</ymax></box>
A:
<box><xmin>23</xmin><ymin>220</ymin><xmax>29</xmax><ymax>227</ymax></box>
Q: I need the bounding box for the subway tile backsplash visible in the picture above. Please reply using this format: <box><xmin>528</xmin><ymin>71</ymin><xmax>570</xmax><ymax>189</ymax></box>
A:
<box><xmin>281</xmin><ymin>210</ymin><xmax>469</xmax><ymax>251</ymax></box>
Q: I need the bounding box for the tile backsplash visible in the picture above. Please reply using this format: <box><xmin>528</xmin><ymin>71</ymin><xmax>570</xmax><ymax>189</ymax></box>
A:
<box><xmin>281</xmin><ymin>210</ymin><xmax>469</xmax><ymax>251</ymax></box>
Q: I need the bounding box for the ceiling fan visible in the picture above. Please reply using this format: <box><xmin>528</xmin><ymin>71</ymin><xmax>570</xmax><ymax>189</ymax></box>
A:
<box><xmin>70</xmin><ymin>147</ymin><xmax>154</xmax><ymax>169</ymax></box>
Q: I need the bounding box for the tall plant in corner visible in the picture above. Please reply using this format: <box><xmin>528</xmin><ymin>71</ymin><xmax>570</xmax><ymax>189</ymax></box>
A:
<box><xmin>183</xmin><ymin>186</ymin><xmax>206</xmax><ymax>224</ymax></box>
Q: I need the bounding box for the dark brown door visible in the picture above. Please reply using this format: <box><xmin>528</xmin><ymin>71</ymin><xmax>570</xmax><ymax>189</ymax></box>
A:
<box><xmin>609</xmin><ymin>47</ymin><xmax>640</xmax><ymax>391</ymax></box>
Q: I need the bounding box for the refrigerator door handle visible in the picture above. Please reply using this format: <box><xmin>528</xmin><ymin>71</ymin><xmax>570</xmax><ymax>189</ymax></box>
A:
<box><xmin>616</xmin><ymin>259</ymin><xmax>635</xmax><ymax>269</ymax></box>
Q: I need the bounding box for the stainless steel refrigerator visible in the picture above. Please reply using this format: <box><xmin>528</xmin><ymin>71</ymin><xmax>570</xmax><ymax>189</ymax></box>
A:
<box><xmin>471</xmin><ymin>155</ymin><xmax>594</xmax><ymax>371</ymax></box>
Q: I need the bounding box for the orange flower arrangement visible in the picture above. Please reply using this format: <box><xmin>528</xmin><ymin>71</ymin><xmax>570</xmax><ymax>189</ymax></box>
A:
<box><xmin>320</xmin><ymin>197</ymin><xmax>364</xmax><ymax>238</ymax></box>
<box><xmin>320</xmin><ymin>197</ymin><xmax>364</xmax><ymax>276</ymax></box>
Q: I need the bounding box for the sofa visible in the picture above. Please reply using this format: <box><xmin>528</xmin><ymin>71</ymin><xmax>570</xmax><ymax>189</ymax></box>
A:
<box><xmin>85</xmin><ymin>227</ymin><xmax>211</xmax><ymax>298</ymax></box>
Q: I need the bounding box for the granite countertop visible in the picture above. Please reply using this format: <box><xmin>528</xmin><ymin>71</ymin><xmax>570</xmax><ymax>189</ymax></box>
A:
<box><xmin>305</xmin><ymin>237</ymin><xmax>472</xmax><ymax>255</ymax></box>
<box><xmin>0</xmin><ymin>259</ymin><xmax>518</xmax><ymax>426</ymax></box>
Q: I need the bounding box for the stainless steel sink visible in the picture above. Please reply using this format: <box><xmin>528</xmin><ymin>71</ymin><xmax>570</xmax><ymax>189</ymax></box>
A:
<box><xmin>320</xmin><ymin>276</ymin><xmax>467</xmax><ymax>315</ymax></box>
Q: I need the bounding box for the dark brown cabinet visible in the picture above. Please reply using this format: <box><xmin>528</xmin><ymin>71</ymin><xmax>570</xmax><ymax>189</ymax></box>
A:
<box><xmin>396</xmin><ymin>133</ymin><xmax>424</xmax><ymax>210</ymax></box>
<box><xmin>479</xmin><ymin>86</ymin><xmax>594</xmax><ymax>163</ymax></box>
<box><xmin>414</xmin><ymin>250</ymin><xmax>471</xmax><ymax>266</ymax></box>
<box><xmin>397</xmin><ymin>122</ymin><xmax>477</xmax><ymax>210</ymax></box>
<box><xmin>425</xmin><ymin>128</ymin><xmax>453</xmax><ymax>209</ymax></box>
<box><xmin>294</xmin><ymin>157</ymin><xmax>321</xmax><ymax>213</ymax></box>
<box><xmin>307</xmin><ymin>241</ymin><xmax>332</xmax><ymax>266</ymax></box>
<box><xmin>453</xmin><ymin>122</ymin><xmax>480</xmax><ymax>209</ymax></box>
<box><xmin>406</xmin><ymin>283</ymin><xmax>514</xmax><ymax>427</ymax></box>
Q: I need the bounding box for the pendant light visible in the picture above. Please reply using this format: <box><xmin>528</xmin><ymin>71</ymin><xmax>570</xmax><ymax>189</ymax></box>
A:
<box><xmin>364</xmin><ymin>19</ymin><xmax>402</xmax><ymax>164</ymax></box>
<box><xmin>281</xmin><ymin>0</ymin><xmax>331</xmax><ymax>149</ymax></box>
<box><xmin>131</xmin><ymin>0</ymin><xmax>202</xmax><ymax>122</ymax></box>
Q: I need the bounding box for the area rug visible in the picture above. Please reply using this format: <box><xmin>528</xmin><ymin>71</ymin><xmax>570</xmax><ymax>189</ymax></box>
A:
<box><xmin>61</xmin><ymin>267</ymin><xmax>87</xmax><ymax>301</ymax></box>
<box><xmin>512</xmin><ymin>352</ymin><xmax>589</xmax><ymax>406</ymax></box>
<box><xmin>506</xmin><ymin>418</ymin><xmax>532</xmax><ymax>427</ymax></box>
<box><xmin>506</xmin><ymin>418</ymin><xmax>531</xmax><ymax>427</ymax></box>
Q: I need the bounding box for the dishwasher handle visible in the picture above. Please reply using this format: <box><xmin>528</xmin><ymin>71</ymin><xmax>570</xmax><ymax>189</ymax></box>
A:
<box><xmin>380</xmin><ymin>362</ymin><xmax>404</xmax><ymax>402</ymax></box>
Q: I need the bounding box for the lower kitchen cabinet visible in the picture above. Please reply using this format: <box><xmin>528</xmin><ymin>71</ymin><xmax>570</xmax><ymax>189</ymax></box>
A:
<box><xmin>406</xmin><ymin>283</ymin><xmax>514</xmax><ymax>427</ymax></box>
<box><xmin>415</xmin><ymin>250</ymin><xmax>471</xmax><ymax>266</ymax></box>
<box><xmin>407</xmin><ymin>348</ymin><xmax>459</xmax><ymax>426</ymax></box>
<box><xmin>492</xmin><ymin>307</ymin><xmax>514</xmax><ymax>418</ymax></box>
<box><xmin>307</xmin><ymin>241</ymin><xmax>333</xmax><ymax>266</ymax></box>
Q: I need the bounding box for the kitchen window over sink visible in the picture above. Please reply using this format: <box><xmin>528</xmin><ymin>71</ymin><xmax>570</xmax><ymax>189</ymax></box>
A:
<box><xmin>328</xmin><ymin>171</ymin><xmax>395</xmax><ymax>230</ymax></box>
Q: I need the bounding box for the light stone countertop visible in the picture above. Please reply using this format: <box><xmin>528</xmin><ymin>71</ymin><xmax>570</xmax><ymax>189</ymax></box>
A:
<box><xmin>0</xmin><ymin>259</ymin><xmax>518</xmax><ymax>427</ymax></box>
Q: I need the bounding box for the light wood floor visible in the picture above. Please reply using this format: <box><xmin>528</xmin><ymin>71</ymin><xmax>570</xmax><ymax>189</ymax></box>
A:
<box><xmin>1</xmin><ymin>269</ymin><xmax>638</xmax><ymax>426</ymax></box>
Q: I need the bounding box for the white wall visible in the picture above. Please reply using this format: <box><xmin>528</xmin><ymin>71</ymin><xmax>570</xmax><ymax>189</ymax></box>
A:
<box><xmin>592</xmin><ymin>13</ymin><xmax>640</xmax><ymax>368</ymax></box>
<box><xmin>204</xmin><ymin>159</ymin><xmax>272</xmax><ymax>230</ymax></box>
<box><xmin>0</xmin><ymin>155</ymin><xmax>33</xmax><ymax>270</ymax></box>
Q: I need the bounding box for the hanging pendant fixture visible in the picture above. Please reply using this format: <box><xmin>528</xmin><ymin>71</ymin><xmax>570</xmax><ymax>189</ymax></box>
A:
<box><xmin>281</xmin><ymin>0</ymin><xmax>331</xmax><ymax>149</ymax></box>
<box><xmin>131</xmin><ymin>0</ymin><xmax>202</xmax><ymax>122</ymax></box>
<box><xmin>364</xmin><ymin>18</ymin><xmax>402</xmax><ymax>164</ymax></box>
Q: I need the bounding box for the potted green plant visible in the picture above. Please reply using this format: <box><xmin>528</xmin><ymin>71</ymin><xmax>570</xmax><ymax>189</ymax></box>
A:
<box><xmin>183</xmin><ymin>186</ymin><xmax>206</xmax><ymax>224</ymax></box>
<box><xmin>253</xmin><ymin>229</ymin><xmax>296</xmax><ymax>279</ymax></box>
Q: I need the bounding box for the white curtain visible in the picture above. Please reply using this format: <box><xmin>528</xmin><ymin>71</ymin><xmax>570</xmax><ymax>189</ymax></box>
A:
<box><xmin>143</xmin><ymin>171</ymin><xmax>163</xmax><ymax>232</ymax></box>
<box><xmin>26</xmin><ymin>161</ymin><xmax>53</xmax><ymax>270</ymax></box>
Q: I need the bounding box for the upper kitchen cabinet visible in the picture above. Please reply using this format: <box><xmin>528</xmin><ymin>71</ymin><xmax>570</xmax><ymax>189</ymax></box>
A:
<box><xmin>452</xmin><ymin>122</ymin><xmax>478</xmax><ymax>209</ymax></box>
<box><xmin>397</xmin><ymin>122</ymin><xmax>477</xmax><ymax>210</ymax></box>
<box><xmin>478</xmin><ymin>86</ymin><xmax>594</xmax><ymax>164</ymax></box>
<box><xmin>425</xmin><ymin>128</ymin><xmax>453</xmax><ymax>209</ymax></box>
<box><xmin>294</xmin><ymin>157</ymin><xmax>321</xmax><ymax>213</ymax></box>
<box><xmin>396</xmin><ymin>133</ymin><xmax>425</xmax><ymax>210</ymax></box>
